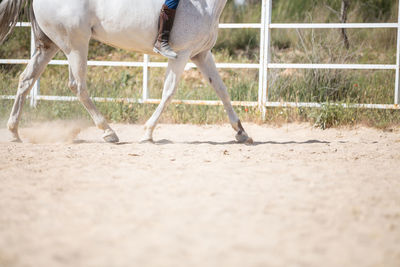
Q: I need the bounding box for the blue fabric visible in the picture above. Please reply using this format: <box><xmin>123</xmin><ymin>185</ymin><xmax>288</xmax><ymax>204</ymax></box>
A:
<box><xmin>165</xmin><ymin>0</ymin><xmax>180</xmax><ymax>9</ymax></box>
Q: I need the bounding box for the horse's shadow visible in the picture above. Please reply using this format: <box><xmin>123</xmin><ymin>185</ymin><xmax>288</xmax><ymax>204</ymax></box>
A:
<box><xmin>154</xmin><ymin>139</ymin><xmax>331</xmax><ymax>146</ymax></box>
<box><xmin>72</xmin><ymin>139</ymin><xmax>332</xmax><ymax>146</ymax></box>
<box><xmin>72</xmin><ymin>139</ymin><xmax>135</xmax><ymax>145</ymax></box>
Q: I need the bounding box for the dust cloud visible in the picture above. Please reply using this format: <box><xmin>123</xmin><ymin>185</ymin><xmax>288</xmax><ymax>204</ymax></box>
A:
<box><xmin>20</xmin><ymin>120</ymin><xmax>91</xmax><ymax>144</ymax></box>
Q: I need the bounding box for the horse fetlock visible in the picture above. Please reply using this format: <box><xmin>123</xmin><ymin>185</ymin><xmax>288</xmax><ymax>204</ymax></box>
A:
<box><xmin>144</xmin><ymin>122</ymin><xmax>155</xmax><ymax>132</ymax></box>
<box><xmin>235</xmin><ymin>130</ymin><xmax>247</xmax><ymax>142</ymax></box>
<box><xmin>140</xmin><ymin>125</ymin><xmax>154</xmax><ymax>143</ymax></box>
<box><xmin>7</xmin><ymin>121</ymin><xmax>21</xmax><ymax>142</ymax></box>
<box><xmin>95</xmin><ymin>118</ymin><xmax>109</xmax><ymax>130</ymax></box>
<box><xmin>140</xmin><ymin>133</ymin><xmax>154</xmax><ymax>143</ymax></box>
<box><xmin>7</xmin><ymin>118</ymin><xmax>17</xmax><ymax>131</ymax></box>
<box><xmin>231</xmin><ymin>119</ymin><xmax>244</xmax><ymax>132</ymax></box>
<box><xmin>10</xmin><ymin>135</ymin><xmax>22</xmax><ymax>143</ymax></box>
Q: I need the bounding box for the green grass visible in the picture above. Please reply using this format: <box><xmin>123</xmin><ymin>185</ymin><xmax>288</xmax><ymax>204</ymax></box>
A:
<box><xmin>1</xmin><ymin>0</ymin><xmax>400</xmax><ymax>129</ymax></box>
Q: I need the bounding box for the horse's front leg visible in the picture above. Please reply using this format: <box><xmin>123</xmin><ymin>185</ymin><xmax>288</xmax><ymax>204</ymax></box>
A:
<box><xmin>192</xmin><ymin>50</ymin><xmax>253</xmax><ymax>144</ymax></box>
<box><xmin>141</xmin><ymin>52</ymin><xmax>191</xmax><ymax>143</ymax></box>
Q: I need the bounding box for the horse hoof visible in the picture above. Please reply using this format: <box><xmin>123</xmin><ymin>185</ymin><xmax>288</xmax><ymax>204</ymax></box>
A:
<box><xmin>9</xmin><ymin>131</ymin><xmax>22</xmax><ymax>143</ymax></box>
<box><xmin>236</xmin><ymin>132</ymin><xmax>251</xmax><ymax>144</ymax></box>
<box><xmin>245</xmin><ymin>137</ymin><xmax>254</xmax><ymax>145</ymax></box>
<box><xmin>139</xmin><ymin>137</ymin><xmax>154</xmax><ymax>144</ymax></box>
<box><xmin>103</xmin><ymin>130</ymin><xmax>119</xmax><ymax>143</ymax></box>
<box><xmin>10</xmin><ymin>137</ymin><xmax>22</xmax><ymax>143</ymax></box>
<box><xmin>8</xmin><ymin>127</ymin><xmax>21</xmax><ymax>143</ymax></box>
<box><xmin>236</xmin><ymin>132</ymin><xmax>253</xmax><ymax>144</ymax></box>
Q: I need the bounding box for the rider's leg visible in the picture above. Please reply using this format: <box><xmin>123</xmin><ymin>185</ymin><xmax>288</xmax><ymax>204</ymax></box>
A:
<box><xmin>164</xmin><ymin>0</ymin><xmax>180</xmax><ymax>9</ymax></box>
<box><xmin>153</xmin><ymin>0</ymin><xmax>180</xmax><ymax>59</ymax></box>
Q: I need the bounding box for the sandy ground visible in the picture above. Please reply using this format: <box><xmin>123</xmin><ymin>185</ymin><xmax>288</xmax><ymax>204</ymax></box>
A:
<box><xmin>0</xmin><ymin>122</ymin><xmax>399</xmax><ymax>267</ymax></box>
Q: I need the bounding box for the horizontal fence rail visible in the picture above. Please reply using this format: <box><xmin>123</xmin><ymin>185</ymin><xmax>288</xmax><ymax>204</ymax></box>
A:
<box><xmin>0</xmin><ymin>59</ymin><xmax>260</xmax><ymax>69</ymax></box>
<box><xmin>1</xmin><ymin>0</ymin><xmax>400</xmax><ymax>116</ymax></box>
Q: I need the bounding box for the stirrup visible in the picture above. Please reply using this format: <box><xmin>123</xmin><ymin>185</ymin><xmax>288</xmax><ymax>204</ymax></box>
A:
<box><xmin>153</xmin><ymin>44</ymin><xmax>177</xmax><ymax>59</ymax></box>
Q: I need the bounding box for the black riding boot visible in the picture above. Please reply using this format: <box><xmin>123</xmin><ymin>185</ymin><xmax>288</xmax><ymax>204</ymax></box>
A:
<box><xmin>153</xmin><ymin>4</ymin><xmax>178</xmax><ymax>59</ymax></box>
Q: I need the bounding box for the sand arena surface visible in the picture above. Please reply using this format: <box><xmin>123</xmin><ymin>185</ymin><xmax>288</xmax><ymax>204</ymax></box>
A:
<box><xmin>0</xmin><ymin>122</ymin><xmax>399</xmax><ymax>267</ymax></box>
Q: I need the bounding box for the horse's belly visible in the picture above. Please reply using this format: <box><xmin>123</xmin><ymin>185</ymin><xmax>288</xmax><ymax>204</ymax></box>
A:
<box><xmin>91</xmin><ymin>27</ymin><xmax>156</xmax><ymax>54</ymax></box>
<box><xmin>90</xmin><ymin>0</ymin><xmax>162</xmax><ymax>53</ymax></box>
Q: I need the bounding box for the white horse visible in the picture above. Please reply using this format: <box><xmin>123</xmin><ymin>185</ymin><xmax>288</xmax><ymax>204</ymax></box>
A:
<box><xmin>0</xmin><ymin>0</ymin><xmax>253</xmax><ymax>143</ymax></box>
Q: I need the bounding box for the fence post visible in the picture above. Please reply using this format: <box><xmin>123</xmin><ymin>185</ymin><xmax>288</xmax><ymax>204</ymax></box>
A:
<box><xmin>258</xmin><ymin>0</ymin><xmax>267</xmax><ymax>115</ymax></box>
<box><xmin>29</xmin><ymin>27</ymin><xmax>40</xmax><ymax>108</ymax></box>
<box><xmin>395</xmin><ymin>0</ymin><xmax>400</xmax><ymax>105</ymax></box>
<box><xmin>143</xmin><ymin>54</ymin><xmax>149</xmax><ymax>102</ymax></box>
<box><xmin>262</xmin><ymin>0</ymin><xmax>273</xmax><ymax>119</ymax></box>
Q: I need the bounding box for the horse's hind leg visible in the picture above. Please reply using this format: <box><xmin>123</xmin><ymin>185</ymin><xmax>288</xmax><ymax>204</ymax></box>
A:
<box><xmin>7</xmin><ymin>43</ymin><xmax>59</xmax><ymax>142</ymax></box>
<box><xmin>192</xmin><ymin>51</ymin><xmax>253</xmax><ymax>143</ymax></box>
<box><xmin>66</xmin><ymin>46</ymin><xmax>119</xmax><ymax>143</ymax></box>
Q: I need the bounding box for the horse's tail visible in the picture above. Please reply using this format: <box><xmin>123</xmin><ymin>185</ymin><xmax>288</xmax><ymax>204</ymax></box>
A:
<box><xmin>0</xmin><ymin>0</ymin><xmax>29</xmax><ymax>44</ymax></box>
<box><xmin>0</xmin><ymin>0</ymin><xmax>52</xmax><ymax>47</ymax></box>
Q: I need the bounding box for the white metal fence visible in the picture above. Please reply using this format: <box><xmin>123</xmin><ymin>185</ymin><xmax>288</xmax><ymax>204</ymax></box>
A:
<box><xmin>1</xmin><ymin>0</ymin><xmax>399</xmax><ymax>118</ymax></box>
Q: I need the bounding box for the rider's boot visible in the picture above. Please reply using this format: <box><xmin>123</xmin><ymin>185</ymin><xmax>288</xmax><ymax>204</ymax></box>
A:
<box><xmin>153</xmin><ymin>4</ymin><xmax>178</xmax><ymax>59</ymax></box>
